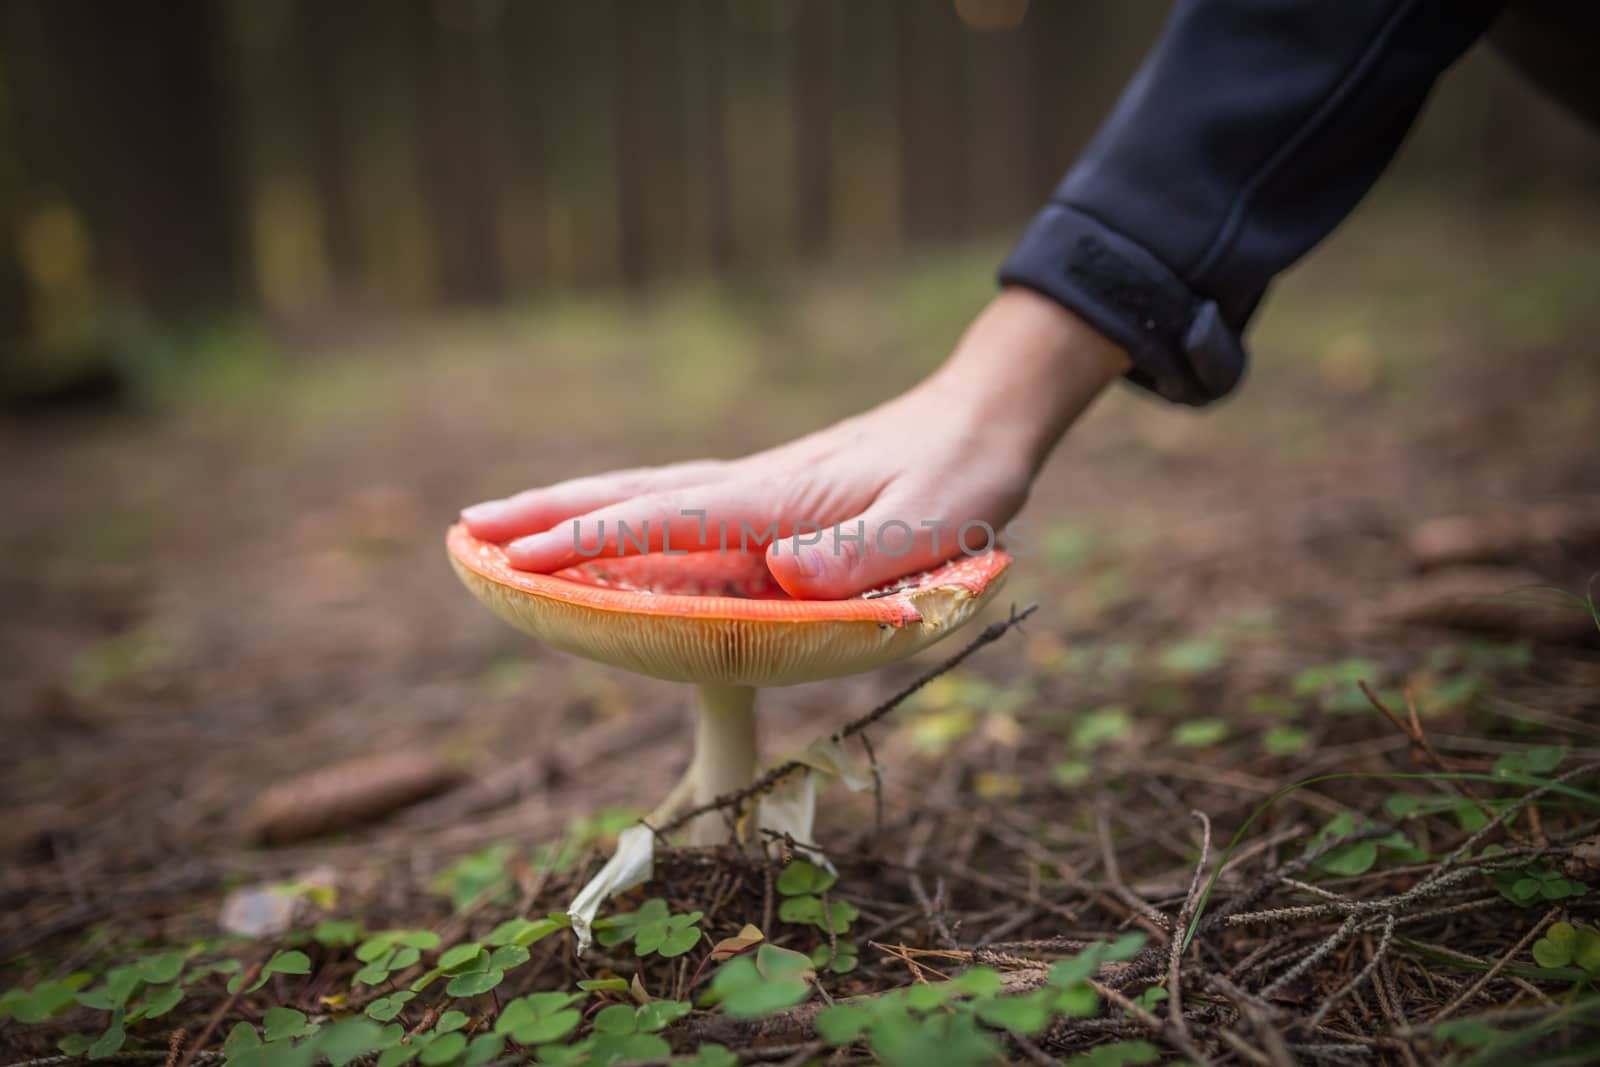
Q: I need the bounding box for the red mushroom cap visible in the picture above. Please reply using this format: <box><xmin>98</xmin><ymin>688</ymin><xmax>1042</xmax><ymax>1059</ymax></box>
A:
<box><xmin>447</xmin><ymin>523</ymin><xmax>1010</xmax><ymax>686</ymax></box>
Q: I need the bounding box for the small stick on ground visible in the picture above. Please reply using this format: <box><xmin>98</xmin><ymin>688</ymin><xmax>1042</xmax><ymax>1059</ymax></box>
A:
<box><xmin>1360</xmin><ymin>680</ymin><xmax>1496</xmax><ymax>827</ymax></box>
<box><xmin>164</xmin><ymin>1028</ymin><xmax>187</xmax><ymax>1067</ymax></box>
<box><xmin>1097</xmin><ymin>807</ymin><xmax>1170</xmax><ymax>935</ymax></box>
<box><xmin>1168</xmin><ymin>811</ymin><xmax>1212</xmax><ymax>1044</ymax></box>
<box><xmin>1305</xmin><ymin>912</ymin><xmax>1396</xmax><ymax>1030</ymax></box>
<box><xmin>1430</xmin><ymin>905</ymin><xmax>1560</xmax><ymax>1022</ymax></box>
<box><xmin>1088</xmin><ymin>977</ymin><xmax>1213</xmax><ymax>1065</ymax></box>
<box><xmin>175</xmin><ymin>961</ymin><xmax>260</xmax><ymax>1067</ymax></box>
<box><xmin>657</xmin><ymin>604</ymin><xmax>1038</xmax><ymax>836</ymax></box>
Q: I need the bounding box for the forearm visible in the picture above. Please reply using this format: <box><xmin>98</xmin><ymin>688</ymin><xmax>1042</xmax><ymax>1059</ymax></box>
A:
<box><xmin>922</xmin><ymin>287</ymin><xmax>1131</xmax><ymax>479</ymax></box>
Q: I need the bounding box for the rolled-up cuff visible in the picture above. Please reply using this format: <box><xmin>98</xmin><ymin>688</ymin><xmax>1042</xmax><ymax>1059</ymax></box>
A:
<box><xmin>998</xmin><ymin>202</ymin><xmax>1248</xmax><ymax>406</ymax></box>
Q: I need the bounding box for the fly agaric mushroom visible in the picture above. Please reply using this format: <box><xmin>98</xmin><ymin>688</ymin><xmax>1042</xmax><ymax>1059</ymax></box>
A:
<box><xmin>446</xmin><ymin>522</ymin><xmax>1009</xmax><ymax>946</ymax></box>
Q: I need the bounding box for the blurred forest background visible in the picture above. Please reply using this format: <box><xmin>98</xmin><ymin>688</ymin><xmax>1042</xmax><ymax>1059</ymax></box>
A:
<box><xmin>4</xmin><ymin>0</ymin><xmax>1600</xmax><ymax>403</ymax></box>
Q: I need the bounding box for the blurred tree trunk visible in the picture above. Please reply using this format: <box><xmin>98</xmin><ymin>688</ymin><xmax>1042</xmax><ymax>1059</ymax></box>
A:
<box><xmin>1</xmin><ymin>0</ymin><xmax>241</xmax><ymax>401</ymax></box>
<box><xmin>420</xmin><ymin>0</ymin><xmax>506</xmax><ymax>302</ymax></box>
<box><xmin>64</xmin><ymin>0</ymin><xmax>242</xmax><ymax>317</ymax></box>
<box><xmin>334</xmin><ymin>0</ymin><xmax>435</xmax><ymax>306</ymax></box>
<box><xmin>0</xmin><ymin>37</ymin><xmax>38</xmax><ymax>346</ymax></box>
<box><xmin>724</xmin><ymin>5</ymin><xmax>797</xmax><ymax>266</ymax></box>
<box><xmin>303</xmin><ymin>2</ymin><xmax>359</xmax><ymax>294</ymax></box>
<box><xmin>791</xmin><ymin>0</ymin><xmax>837</xmax><ymax>259</ymax></box>
<box><xmin>540</xmin><ymin>1</ymin><xmax>623</xmax><ymax>286</ymax></box>
<box><xmin>499</xmin><ymin>2</ymin><xmax>550</xmax><ymax>291</ymax></box>
<box><xmin>218</xmin><ymin>0</ymin><xmax>327</xmax><ymax>316</ymax></box>
<box><xmin>829</xmin><ymin>0</ymin><xmax>899</xmax><ymax>256</ymax></box>
<box><xmin>965</xmin><ymin>21</ymin><xmax>1036</xmax><ymax>233</ymax></box>
<box><xmin>895</xmin><ymin>0</ymin><xmax>969</xmax><ymax>244</ymax></box>
<box><xmin>614</xmin><ymin>0</ymin><xmax>648</xmax><ymax>287</ymax></box>
<box><xmin>615</xmin><ymin>0</ymin><xmax>687</xmax><ymax>287</ymax></box>
<box><xmin>0</xmin><ymin>46</ymin><xmax>41</xmax><ymax>398</ymax></box>
<box><xmin>694</xmin><ymin>0</ymin><xmax>735</xmax><ymax>270</ymax></box>
<box><xmin>1026</xmin><ymin>0</ymin><xmax>1081</xmax><ymax>196</ymax></box>
<box><xmin>6</xmin><ymin>0</ymin><xmax>1592</xmax><ymax>323</ymax></box>
<box><xmin>1026</xmin><ymin>2</ymin><xmax>1165</xmax><ymax>200</ymax></box>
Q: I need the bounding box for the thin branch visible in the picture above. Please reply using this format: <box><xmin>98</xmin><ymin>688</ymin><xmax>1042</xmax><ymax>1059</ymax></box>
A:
<box><xmin>656</xmin><ymin>604</ymin><xmax>1038</xmax><ymax>836</ymax></box>
<box><xmin>1429</xmin><ymin>905</ymin><xmax>1560</xmax><ymax>1022</ymax></box>
<box><xmin>1167</xmin><ymin>811</ymin><xmax>1212</xmax><ymax>1042</ymax></box>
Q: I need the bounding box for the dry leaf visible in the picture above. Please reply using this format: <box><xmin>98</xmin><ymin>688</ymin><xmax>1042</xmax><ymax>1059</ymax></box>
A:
<box><xmin>709</xmin><ymin>924</ymin><xmax>765</xmax><ymax>961</ymax></box>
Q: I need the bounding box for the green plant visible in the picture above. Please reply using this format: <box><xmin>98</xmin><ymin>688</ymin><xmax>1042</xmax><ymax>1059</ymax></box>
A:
<box><xmin>1304</xmin><ymin>813</ymin><xmax>1427</xmax><ymax>876</ymax></box>
<box><xmin>1531</xmin><ymin>921</ymin><xmax>1600</xmax><ymax>976</ymax></box>
<box><xmin>1418</xmin><ymin>673</ymin><xmax>1486</xmax><ymax>713</ymax></box>
<box><xmin>1492</xmin><ymin>745</ymin><xmax>1567</xmax><ymax>778</ymax></box>
<box><xmin>431</xmin><ymin>844</ymin><xmax>517</xmax><ymax>910</ymax></box>
<box><xmin>593</xmin><ymin>898</ymin><xmax>703</xmax><ymax>958</ymax></box>
<box><xmin>228</xmin><ymin>949</ymin><xmax>311</xmax><ymax>994</ymax></box>
<box><xmin>536</xmin><ymin>1001</ymin><xmax>694</xmax><ymax>1065</ymax></box>
<box><xmin>486</xmin><ymin>914</ymin><xmax>570</xmax><ymax>948</ymax></box>
<box><xmin>774</xmin><ymin>860</ymin><xmax>861</xmax><ymax>973</ymax></box>
<box><xmin>1052</xmin><ymin>758</ymin><xmax>1092</xmax><ymax>787</ymax></box>
<box><xmin>1127</xmin><ymin>986</ymin><xmax>1168</xmax><ymax>1015</ymax></box>
<box><xmin>1171</xmin><ymin>719</ymin><xmax>1228</xmax><ymax>748</ymax></box>
<box><xmin>1262</xmin><ymin>725</ymin><xmax>1310</xmax><ymax>756</ymax></box>
<box><xmin>313</xmin><ymin>919</ymin><xmax>365</xmax><ymax>948</ymax></box>
<box><xmin>217</xmin><ymin>1016</ymin><xmax>401</xmax><ymax>1067</ymax></box>
<box><xmin>1493</xmin><ymin>865</ymin><xmax>1590</xmax><ymax>907</ymax></box>
<box><xmin>813</xmin><ymin>936</ymin><xmax>1145</xmax><ymax>1067</ymax></box>
<box><xmin>1383</xmin><ymin>792</ymin><xmax>1499</xmax><ymax>834</ymax></box>
<box><xmin>705</xmin><ymin>944</ymin><xmax>815</xmax><ymax>1018</ymax></box>
<box><xmin>0</xmin><ymin>974</ymin><xmax>93</xmax><ymax>1024</ymax></box>
<box><xmin>1246</xmin><ymin>693</ymin><xmax>1298</xmax><ymax>718</ymax></box>
<box><xmin>42</xmin><ymin>948</ymin><xmax>245</xmax><ymax>1056</ymax></box>
<box><xmin>1292</xmin><ymin>658</ymin><xmax>1383</xmax><ymax>713</ymax></box>
<box><xmin>1431</xmin><ymin>1017</ymin><xmax>1499</xmax><ymax>1050</ymax></box>
<box><xmin>494</xmin><ymin>991</ymin><xmax>585</xmax><ymax>1045</ymax></box>
<box><xmin>813</xmin><ymin>939</ymin><xmax>861</xmax><ymax>973</ymax></box>
<box><xmin>1072</xmin><ymin>705</ymin><xmax>1133</xmax><ymax>751</ymax></box>
<box><xmin>1158</xmin><ymin>638</ymin><xmax>1228</xmax><ymax>678</ymax></box>
<box><xmin>353</xmin><ymin>930</ymin><xmax>440</xmax><ymax>987</ymax></box>
<box><xmin>1075</xmin><ymin>1041</ymin><xmax>1161</xmax><ymax>1065</ymax></box>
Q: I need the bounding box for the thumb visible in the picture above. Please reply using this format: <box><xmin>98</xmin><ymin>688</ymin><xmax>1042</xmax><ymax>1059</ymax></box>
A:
<box><xmin>766</xmin><ymin>510</ymin><xmax>957</xmax><ymax>599</ymax></box>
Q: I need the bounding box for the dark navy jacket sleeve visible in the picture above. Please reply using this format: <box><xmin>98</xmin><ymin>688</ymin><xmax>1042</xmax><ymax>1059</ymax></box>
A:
<box><xmin>1000</xmin><ymin>0</ymin><xmax>1505</xmax><ymax>405</ymax></box>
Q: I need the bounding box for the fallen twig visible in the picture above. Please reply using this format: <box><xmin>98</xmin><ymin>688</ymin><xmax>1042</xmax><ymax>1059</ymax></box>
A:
<box><xmin>656</xmin><ymin>604</ymin><xmax>1038</xmax><ymax>837</ymax></box>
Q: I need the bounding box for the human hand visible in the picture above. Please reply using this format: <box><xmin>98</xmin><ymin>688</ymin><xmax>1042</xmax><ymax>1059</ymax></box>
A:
<box><xmin>461</xmin><ymin>287</ymin><xmax>1130</xmax><ymax>599</ymax></box>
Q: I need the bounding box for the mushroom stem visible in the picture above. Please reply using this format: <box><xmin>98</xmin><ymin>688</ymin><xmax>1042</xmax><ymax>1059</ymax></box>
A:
<box><xmin>688</xmin><ymin>683</ymin><xmax>758</xmax><ymax>846</ymax></box>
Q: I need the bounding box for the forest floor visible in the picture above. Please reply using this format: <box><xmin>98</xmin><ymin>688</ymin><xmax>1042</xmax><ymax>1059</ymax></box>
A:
<box><xmin>2</xmin><ymin>189</ymin><xmax>1599</xmax><ymax>1065</ymax></box>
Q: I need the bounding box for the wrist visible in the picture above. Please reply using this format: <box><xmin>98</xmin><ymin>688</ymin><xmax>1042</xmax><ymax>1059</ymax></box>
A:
<box><xmin>929</xmin><ymin>287</ymin><xmax>1131</xmax><ymax>474</ymax></box>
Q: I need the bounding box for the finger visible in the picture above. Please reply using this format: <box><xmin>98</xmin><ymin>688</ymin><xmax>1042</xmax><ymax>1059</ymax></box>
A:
<box><xmin>502</xmin><ymin>482</ymin><xmax>794</xmax><ymax>573</ymax></box>
<box><xmin>460</xmin><ymin>460</ymin><xmax>726</xmax><ymax>542</ymax></box>
<box><xmin>766</xmin><ymin>504</ymin><xmax>995</xmax><ymax>600</ymax></box>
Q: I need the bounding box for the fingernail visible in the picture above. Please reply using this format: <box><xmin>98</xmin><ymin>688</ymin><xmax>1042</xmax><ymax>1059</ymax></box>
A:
<box><xmin>461</xmin><ymin>500</ymin><xmax>508</xmax><ymax>525</ymax></box>
<box><xmin>505</xmin><ymin>534</ymin><xmax>542</xmax><ymax>564</ymax></box>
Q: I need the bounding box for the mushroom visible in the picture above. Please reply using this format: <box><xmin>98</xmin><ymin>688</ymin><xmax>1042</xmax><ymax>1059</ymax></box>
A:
<box><xmin>446</xmin><ymin>522</ymin><xmax>1010</xmax><ymax>946</ymax></box>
